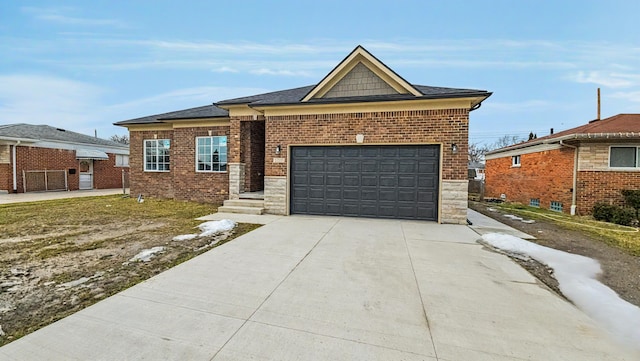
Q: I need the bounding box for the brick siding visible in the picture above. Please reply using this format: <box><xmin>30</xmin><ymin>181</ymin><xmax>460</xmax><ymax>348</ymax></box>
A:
<box><xmin>485</xmin><ymin>148</ymin><xmax>574</xmax><ymax>213</ymax></box>
<box><xmin>129</xmin><ymin>126</ymin><xmax>231</xmax><ymax>204</ymax></box>
<box><xmin>577</xmin><ymin>171</ymin><xmax>640</xmax><ymax>214</ymax></box>
<box><xmin>263</xmin><ymin>109</ymin><xmax>469</xmax><ymax>180</ymax></box>
<box><xmin>2</xmin><ymin>146</ymin><xmax>124</xmax><ymax>193</ymax></box>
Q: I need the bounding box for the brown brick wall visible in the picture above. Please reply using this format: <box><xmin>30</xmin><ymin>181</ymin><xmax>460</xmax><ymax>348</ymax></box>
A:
<box><xmin>264</xmin><ymin>109</ymin><xmax>469</xmax><ymax>180</ymax></box>
<box><xmin>129</xmin><ymin>130</ymin><xmax>175</xmax><ymax>199</ymax></box>
<box><xmin>485</xmin><ymin>148</ymin><xmax>574</xmax><ymax>213</ymax></box>
<box><xmin>173</xmin><ymin>127</ymin><xmax>230</xmax><ymax>204</ymax></box>
<box><xmin>577</xmin><ymin>171</ymin><xmax>640</xmax><ymax>214</ymax></box>
<box><xmin>94</xmin><ymin>154</ymin><xmax>127</xmax><ymax>189</ymax></box>
<box><xmin>129</xmin><ymin>126</ymin><xmax>231</xmax><ymax>204</ymax></box>
<box><xmin>0</xmin><ymin>163</ymin><xmax>11</xmax><ymax>192</ymax></box>
<box><xmin>10</xmin><ymin>146</ymin><xmax>123</xmax><ymax>193</ymax></box>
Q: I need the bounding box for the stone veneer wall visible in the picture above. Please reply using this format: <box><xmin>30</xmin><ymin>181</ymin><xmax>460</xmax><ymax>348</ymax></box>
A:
<box><xmin>440</xmin><ymin>180</ymin><xmax>468</xmax><ymax>224</ymax></box>
<box><xmin>264</xmin><ymin>176</ymin><xmax>287</xmax><ymax>215</ymax></box>
<box><xmin>263</xmin><ymin>109</ymin><xmax>470</xmax><ymax>223</ymax></box>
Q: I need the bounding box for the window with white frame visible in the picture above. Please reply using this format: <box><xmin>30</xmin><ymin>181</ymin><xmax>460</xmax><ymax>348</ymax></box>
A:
<box><xmin>610</xmin><ymin>146</ymin><xmax>640</xmax><ymax>168</ymax></box>
<box><xmin>115</xmin><ymin>154</ymin><xmax>129</xmax><ymax>167</ymax></box>
<box><xmin>196</xmin><ymin>136</ymin><xmax>227</xmax><ymax>172</ymax></box>
<box><xmin>512</xmin><ymin>155</ymin><xmax>521</xmax><ymax>167</ymax></box>
<box><xmin>144</xmin><ymin>139</ymin><xmax>170</xmax><ymax>171</ymax></box>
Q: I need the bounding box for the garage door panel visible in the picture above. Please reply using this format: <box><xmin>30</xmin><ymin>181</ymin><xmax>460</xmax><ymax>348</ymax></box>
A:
<box><xmin>361</xmin><ymin>175</ymin><xmax>378</xmax><ymax>186</ymax></box>
<box><xmin>344</xmin><ymin>161</ymin><xmax>360</xmax><ymax>172</ymax></box>
<box><xmin>309</xmin><ymin>161</ymin><xmax>325</xmax><ymax>172</ymax></box>
<box><xmin>343</xmin><ymin>175</ymin><xmax>360</xmax><ymax>186</ymax></box>
<box><xmin>309</xmin><ymin>175</ymin><xmax>325</xmax><ymax>185</ymax></box>
<box><xmin>361</xmin><ymin>161</ymin><xmax>378</xmax><ymax>173</ymax></box>
<box><xmin>343</xmin><ymin>188</ymin><xmax>359</xmax><ymax>200</ymax></box>
<box><xmin>398</xmin><ymin>175</ymin><xmax>416</xmax><ymax>187</ymax></box>
<box><xmin>379</xmin><ymin>176</ymin><xmax>397</xmax><ymax>187</ymax></box>
<box><xmin>326</xmin><ymin>161</ymin><xmax>342</xmax><ymax>172</ymax></box>
<box><xmin>290</xmin><ymin>145</ymin><xmax>439</xmax><ymax>221</ymax></box>
<box><xmin>325</xmin><ymin>188</ymin><xmax>341</xmax><ymax>200</ymax></box>
<box><xmin>361</xmin><ymin>188</ymin><xmax>378</xmax><ymax>201</ymax></box>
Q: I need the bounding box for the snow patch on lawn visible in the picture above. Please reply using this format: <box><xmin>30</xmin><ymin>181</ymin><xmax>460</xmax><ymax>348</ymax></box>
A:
<box><xmin>504</xmin><ymin>214</ymin><xmax>535</xmax><ymax>224</ymax></box>
<box><xmin>198</xmin><ymin>219</ymin><xmax>236</xmax><ymax>237</ymax></box>
<box><xmin>482</xmin><ymin>233</ymin><xmax>640</xmax><ymax>351</ymax></box>
<box><xmin>173</xmin><ymin>219</ymin><xmax>237</xmax><ymax>241</ymax></box>
<box><xmin>172</xmin><ymin>234</ymin><xmax>198</xmax><ymax>241</ymax></box>
<box><xmin>129</xmin><ymin>246</ymin><xmax>165</xmax><ymax>262</ymax></box>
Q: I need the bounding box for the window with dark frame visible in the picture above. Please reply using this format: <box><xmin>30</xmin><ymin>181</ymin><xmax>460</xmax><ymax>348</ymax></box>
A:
<box><xmin>512</xmin><ymin>155</ymin><xmax>521</xmax><ymax>167</ymax></box>
<box><xmin>610</xmin><ymin>146</ymin><xmax>639</xmax><ymax>168</ymax></box>
<box><xmin>144</xmin><ymin>139</ymin><xmax>170</xmax><ymax>171</ymax></box>
<box><xmin>196</xmin><ymin>136</ymin><xmax>228</xmax><ymax>172</ymax></box>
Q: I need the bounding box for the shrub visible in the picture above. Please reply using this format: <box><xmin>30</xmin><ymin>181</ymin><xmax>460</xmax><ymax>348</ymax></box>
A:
<box><xmin>593</xmin><ymin>203</ymin><xmax>617</xmax><ymax>222</ymax></box>
<box><xmin>593</xmin><ymin>203</ymin><xmax>636</xmax><ymax>226</ymax></box>
<box><xmin>621</xmin><ymin>189</ymin><xmax>640</xmax><ymax>219</ymax></box>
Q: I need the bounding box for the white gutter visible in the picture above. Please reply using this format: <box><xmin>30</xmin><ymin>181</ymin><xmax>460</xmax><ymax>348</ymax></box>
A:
<box><xmin>559</xmin><ymin>140</ymin><xmax>578</xmax><ymax>215</ymax></box>
<box><xmin>12</xmin><ymin>141</ymin><xmax>20</xmax><ymax>193</ymax></box>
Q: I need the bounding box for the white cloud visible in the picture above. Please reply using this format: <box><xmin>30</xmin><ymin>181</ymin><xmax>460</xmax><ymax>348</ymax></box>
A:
<box><xmin>250</xmin><ymin>68</ymin><xmax>314</xmax><ymax>77</ymax></box>
<box><xmin>610</xmin><ymin>91</ymin><xmax>640</xmax><ymax>103</ymax></box>
<box><xmin>21</xmin><ymin>6</ymin><xmax>126</xmax><ymax>28</ymax></box>
<box><xmin>572</xmin><ymin>71</ymin><xmax>637</xmax><ymax>88</ymax></box>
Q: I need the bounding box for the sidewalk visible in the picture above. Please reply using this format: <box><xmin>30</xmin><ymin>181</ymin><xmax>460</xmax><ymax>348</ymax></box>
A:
<box><xmin>0</xmin><ymin>189</ymin><xmax>128</xmax><ymax>204</ymax></box>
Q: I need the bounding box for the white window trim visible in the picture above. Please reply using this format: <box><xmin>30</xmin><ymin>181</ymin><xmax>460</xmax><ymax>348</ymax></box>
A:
<box><xmin>115</xmin><ymin>154</ymin><xmax>129</xmax><ymax>168</ymax></box>
<box><xmin>511</xmin><ymin>155</ymin><xmax>521</xmax><ymax>167</ymax></box>
<box><xmin>195</xmin><ymin>136</ymin><xmax>228</xmax><ymax>173</ymax></box>
<box><xmin>144</xmin><ymin>139</ymin><xmax>171</xmax><ymax>172</ymax></box>
<box><xmin>608</xmin><ymin>145</ymin><xmax>640</xmax><ymax>170</ymax></box>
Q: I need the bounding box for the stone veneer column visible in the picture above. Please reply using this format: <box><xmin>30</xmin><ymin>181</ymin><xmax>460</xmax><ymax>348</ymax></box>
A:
<box><xmin>440</xmin><ymin>180</ymin><xmax>468</xmax><ymax>224</ymax></box>
<box><xmin>264</xmin><ymin>176</ymin><xmax>287</xmax><ymax>215</ymax></box>
<box><xmin>228</xmin><ymin>163</ymin><xmax>245</xmax><ymax>200</ymax></box>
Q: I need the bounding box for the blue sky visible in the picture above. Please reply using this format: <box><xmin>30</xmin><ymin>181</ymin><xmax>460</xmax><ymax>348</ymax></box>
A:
<box><xmin>1</xmin><ymin>1</ymin><xmax>639</xmax><ymax>146</ymax></box>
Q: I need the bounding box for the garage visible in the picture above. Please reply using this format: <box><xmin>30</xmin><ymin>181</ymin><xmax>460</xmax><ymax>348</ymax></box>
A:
<box><xmin>290</xmin><ymin>145</ymin><xmax>440</xmax><ymax>221</ymax></box>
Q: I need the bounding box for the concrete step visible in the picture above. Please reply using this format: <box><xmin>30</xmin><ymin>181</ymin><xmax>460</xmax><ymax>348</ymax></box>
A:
<box><xmin>223</xmin><ymin>199</ymin><xmax>265</xmax><ymax>208</ymax></box>
<box><xmin>217</xmin><ymin>205</ymin><xmax>264</xmax><ymax>215</ymax></box>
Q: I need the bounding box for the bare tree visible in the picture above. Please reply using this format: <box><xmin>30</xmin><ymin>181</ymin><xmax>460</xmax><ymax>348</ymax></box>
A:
<box><xmin>468</xmin><ymin>142</ymin><xmax>490</xmax><ymax>162</ymax></box>
<box><xmin>110</xmin><ymin>134</ymin><xmax>129</xmax><ymax>145</ymax></box>
<box><xmin>491</xmin><ymin>135</ymin><xmax>524</xmax><ymax>149</ymax></box>
<box><xmin>469</xmin><ymin>135</ymin><xmax>524</xmax><ymax>162</ymax></box>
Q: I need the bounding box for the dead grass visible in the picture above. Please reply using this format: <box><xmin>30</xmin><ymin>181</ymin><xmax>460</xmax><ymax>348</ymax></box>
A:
<box><xmin>0</xmin><ymin>195</ymin><xmax>260</xmax><ymax>346</ymax></box>
<box><xmin>493</xmin><ymin>202</ymin><xmax>640</xmax><ymax>255</ymax></box>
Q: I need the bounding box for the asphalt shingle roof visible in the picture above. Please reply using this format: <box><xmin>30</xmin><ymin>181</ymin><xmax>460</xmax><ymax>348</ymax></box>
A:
<box><xmin>488</xmin><ymin>114</ymin><xmax>640</xmax><ymax>154</ymax></box>
<box><xmin>114</xmin><ymin>105</ymin><xmax>228</xmax><ymax>126</ymax></box>
<box><xmin>0</xmin><ymin>124</ymin><xmax>127</xmax><ymax>148</ymax></box>
<box><xmin>216</xmin><ymin>84</ymin><xmax>490</xmax><ymax>106</ymax></box>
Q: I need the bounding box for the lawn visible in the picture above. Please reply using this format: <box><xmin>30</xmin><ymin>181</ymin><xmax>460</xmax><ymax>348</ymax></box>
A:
<box><xmin>0</xmin><ymin>195</ymin><xmax>260</xmax><ymax>346</ymax></box>
<box><xmin>489</xmin><ymin>202</ymin><xmax>640</xmax><ymax>256</ymax></box>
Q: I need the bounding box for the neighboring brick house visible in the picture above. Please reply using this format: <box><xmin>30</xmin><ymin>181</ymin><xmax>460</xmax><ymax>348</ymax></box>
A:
<box><xmin>0</xmin><ymin>124</ymin><xmax>129</xmax><ymax>193</ymax></box>
<box><xmin>485</xmin><ymin>114</ymin><xmax>640</xmax><ymax>215</ymax></box>
<box><xmin>115</xmin><ymin>46</ymin><xmax>491</xmax><ymax>223</ymax></box>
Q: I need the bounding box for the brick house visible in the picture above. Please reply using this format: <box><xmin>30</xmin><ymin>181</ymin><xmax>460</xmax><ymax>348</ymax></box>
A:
<box><xmin>115</xmin><ymin>46</ymin><xmax>491</xmax><ymax>223</ymax></box>
<box><xmin>485</xmin><ymin>114</ymin><xmax>640</xmax><ymax>215</ymax></box>
<box><xmin>0</xmin><ymin>124</ymin><xmax>129</xmax><ymax>193</ymax></box>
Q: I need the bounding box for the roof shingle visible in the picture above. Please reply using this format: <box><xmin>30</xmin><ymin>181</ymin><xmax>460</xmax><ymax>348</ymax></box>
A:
<box><xmin>0</xmin><ymin>124</ymin><xmax>128</xmax><ymax>148</ymax></box>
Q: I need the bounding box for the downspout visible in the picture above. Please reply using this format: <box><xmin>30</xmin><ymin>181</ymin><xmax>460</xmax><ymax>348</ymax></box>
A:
<box><xmin>12</xmin><ymin>141</ymin><xmax>20</xmax><ymax>193</ymax></box>
<box><xmin>559</xmin><ymin>140</ymin><xmax>578</xmax><ymax>215</ymax></box>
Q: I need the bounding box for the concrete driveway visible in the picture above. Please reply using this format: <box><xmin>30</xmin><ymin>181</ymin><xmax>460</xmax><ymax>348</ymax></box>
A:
<box><xmin>1</xmin><ymin>215</ymin><xmax>637</xmax><ymax>360</ymax></box>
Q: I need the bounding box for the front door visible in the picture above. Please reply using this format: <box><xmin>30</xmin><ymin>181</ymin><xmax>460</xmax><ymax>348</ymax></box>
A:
<box><xmin>79</xmin><ymin>160</ymin><xmax>93</xmax><ymax>190</ymax></box>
